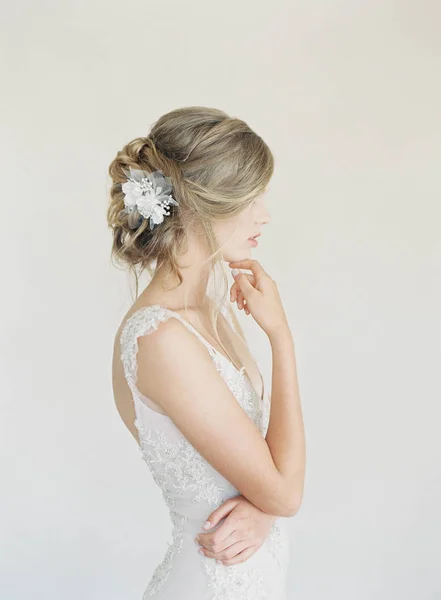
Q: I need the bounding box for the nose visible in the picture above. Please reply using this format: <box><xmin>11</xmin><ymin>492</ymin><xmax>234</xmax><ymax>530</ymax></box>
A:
<box><xmin>258</xmin><ymin>204</ymin><xmax>271</xmax><ymax>225</ymax></box>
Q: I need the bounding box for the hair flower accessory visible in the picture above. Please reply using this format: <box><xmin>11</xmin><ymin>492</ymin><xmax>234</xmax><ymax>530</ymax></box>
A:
<box><xmin>120</xmin><ymin>167</ymin><xmax>179</xmax><ymax>230</ymax></box>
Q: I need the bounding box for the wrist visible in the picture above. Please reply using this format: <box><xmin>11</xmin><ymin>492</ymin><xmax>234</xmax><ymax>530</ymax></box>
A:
<box><xmin>267</xmin><ymin>324</ymin><xmax>293</xmax><ymax>345</ymax></box>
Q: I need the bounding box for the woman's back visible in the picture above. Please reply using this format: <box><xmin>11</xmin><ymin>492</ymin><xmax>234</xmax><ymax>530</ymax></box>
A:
<box><xmin>112</xmin><ymin>302</ymin><xmax>290</xmax><ymax>599</ymax></box>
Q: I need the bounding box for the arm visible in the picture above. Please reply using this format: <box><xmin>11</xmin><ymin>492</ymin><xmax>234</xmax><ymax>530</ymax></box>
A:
<box><xmin>265</xmin><ymin>326</ymin><xmax>305</xmax><ymax>513</ymax></box>
<box><xmin>220</xmin><ymin>310</ymin><xmax>305</xmax><ymax>514</ymax></box>
<box><xmin>136</xmin><ymin>316</ymin><xmax>303</xmax><ymax>517</ymax></box>
<box><xmin>228</xmin><ymin>258</ymin><xmax>306</xmax><ymax>514</ymax></box>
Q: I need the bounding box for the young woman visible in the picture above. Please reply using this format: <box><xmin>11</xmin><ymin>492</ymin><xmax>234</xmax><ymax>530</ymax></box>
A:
<box><xmin>108</xmin><ymin>106</ymin><xmax>305</xmax><ymax>599</ymax></box>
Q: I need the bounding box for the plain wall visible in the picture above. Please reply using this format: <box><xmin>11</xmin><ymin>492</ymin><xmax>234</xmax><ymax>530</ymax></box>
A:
<box><xmin>1</xmin><ymin>0</ymin><xmax>440</xmax><ymax>598</ymax></box>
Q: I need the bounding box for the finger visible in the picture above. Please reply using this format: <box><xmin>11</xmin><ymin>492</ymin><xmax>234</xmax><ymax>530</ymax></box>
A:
<box><xmin>231</xmin><ymin>272</ymin><xmax>255</xmax><ymax>285</ymax></box>
<box><xmin>230</xmin><ymin>273</ymin><xmax>255</xmax><ymax>299</ymax></box>
<box><xmin>200</xmin><ymin>497</ymin><xmax>241</xmax><ymax>532</ymax></box>
<box><xmin>237</xmin><ymin>290</ymin><xmax>245</xmax><ymax>310</ymax></box>
<box><xmin>221</xmin><ymin>543</ymin><xmax>260</xmax><ymax>566</ymax></box>
<box><xmin>232</xmin><ymin>271</ymin><xmax>256</xmax><ymax>300</ymax></box>
<box><xmin>199</xmin><ymin>539</ymin><xmax>251</xmax><ymax>562</ymax></box>
<box><xmin>231</xmin><ymin>272</ymin><xmax>255</xmax><ymax>284</ymax></box>
<box><xmin>229</xmin><ymin>259</ymin><xmax>267</xmax><ymax>280</ymax></box>
<box><xmin>198</xmin><ymin>528</ymin><xmax>238</xmax><ymax>552</ymax></box>
<box><xmin>197</xmin><ymin>511</ymin><xmax>244</xmax><ymax>548</ymax></box>
<box><xmin>197</xmin><ymin>517</ymin><xmax>237</xmax><ymax>547</ymax></box>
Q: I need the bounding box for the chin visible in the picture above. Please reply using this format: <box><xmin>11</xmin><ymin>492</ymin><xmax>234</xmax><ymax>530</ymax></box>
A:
<box><xmin>220</xmin><ymin>240</ymin><xmax>254</xmax><ymax>263</ymax></box>
<box><xmin>222</xmin><ymin>251</ymin><xmax>252</xmax><ymax>263</ymax></box>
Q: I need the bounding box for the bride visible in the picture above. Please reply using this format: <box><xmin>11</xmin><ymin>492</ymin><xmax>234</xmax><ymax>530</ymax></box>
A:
<box><xmin>107</xmin><ymin>106</ymin><xmax>306</xmax><ymax>599</ymax></box>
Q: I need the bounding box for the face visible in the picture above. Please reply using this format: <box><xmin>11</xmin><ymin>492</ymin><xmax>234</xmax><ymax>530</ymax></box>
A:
<box><xmin>213</xmin><ymin>189</ymin><xmax>271</xmax><ymax>262</ymax></box>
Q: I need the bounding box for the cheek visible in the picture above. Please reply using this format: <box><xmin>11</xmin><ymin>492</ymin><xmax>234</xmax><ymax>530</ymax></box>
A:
<box><xmin>213</xmin><ymin>218</ymin><xmax>253</xmax><ymax>262</ymax></box>
<box><xmin>213</xmin><ymin>221</ymin><xmax>233</xmax><ymax>245</ymax></box>
<box><xmin>213</xmin><ymin>217</ymin><xmax>244</xmax><ymax>247</ymax></box>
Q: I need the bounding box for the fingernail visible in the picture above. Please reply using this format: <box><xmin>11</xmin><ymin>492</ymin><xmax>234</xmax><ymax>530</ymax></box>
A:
<box><xmin>203</xmin><ymin>521</ymin><xmax>211</xmax><ymax>529</ymax></box>
<box><xmin>231</xmin><ymin>269</ymin><xmax>239</xmax><ymax>276</ymax></box>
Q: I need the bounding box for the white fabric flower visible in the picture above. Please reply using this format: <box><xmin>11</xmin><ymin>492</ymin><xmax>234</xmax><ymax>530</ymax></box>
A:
<box><xmin>121</xmin><ymin>167</ymin><xmax>179</xmax><ymax>230</ymax></box>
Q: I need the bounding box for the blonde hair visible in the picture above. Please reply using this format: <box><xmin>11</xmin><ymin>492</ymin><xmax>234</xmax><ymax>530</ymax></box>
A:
<box><xmin>107</xmin><ymin>106</ymin><xmax>273</xmax><ymax>368</ymax></box>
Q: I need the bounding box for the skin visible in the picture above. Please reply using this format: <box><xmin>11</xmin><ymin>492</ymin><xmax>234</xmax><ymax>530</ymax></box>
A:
<box><xmin>195</xmin><ymin>189</ymin><xmax>279</xmax><ymax>565</ymax></box>
<box><xmin>111</xmin><ymin>192</ymin><xmax>302</xmax><ymax>565</ymax></box>
<box><xmin>195</xmin><ymin>489</ymin><xmax>278</xmax><ymax>566</ymax></box>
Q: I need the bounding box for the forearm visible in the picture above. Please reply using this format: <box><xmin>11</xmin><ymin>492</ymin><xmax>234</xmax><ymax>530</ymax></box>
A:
<box><xmin>265</xmin><ymin>327</ymin><xmax>306</xmax><ymax>512</ymax></box>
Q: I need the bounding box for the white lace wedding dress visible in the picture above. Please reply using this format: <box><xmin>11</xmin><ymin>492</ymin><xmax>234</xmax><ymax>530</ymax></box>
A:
<box><xmin>119</xmin><ymin>303</ymin><xmax>291</xmax><ymax>599</ymax></box>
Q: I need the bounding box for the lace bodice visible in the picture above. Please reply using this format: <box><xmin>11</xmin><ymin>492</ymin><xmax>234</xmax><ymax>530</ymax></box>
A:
<box><xmin>119</xmin><ymin>303</ymin><xmax>290</xmax><ymax>599</ymax></box>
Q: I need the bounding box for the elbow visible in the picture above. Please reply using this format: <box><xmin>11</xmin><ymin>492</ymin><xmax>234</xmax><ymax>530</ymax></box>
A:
<box><xmin>257</xmin><ymin>476</ymin><xmax>304</xmax><ymax>517</ymax></box>
<box><xmin>266</xmin><ymin>493</ymin><xmax>302</xmax><ymax>518</ymax></box>
<box><xmin>280</xmin><ymin>500</ymin><xmax>301</xmax><ymax>518</ymax></box>
<box><xmin>282</xmin><ymin>474</ymin><xmax>305</xmax><ymax>516</ymax></box>
<box><xmin>280</xmin><ymin>492</ymin><xmax>303</xmax><ymax>517</ymax></box>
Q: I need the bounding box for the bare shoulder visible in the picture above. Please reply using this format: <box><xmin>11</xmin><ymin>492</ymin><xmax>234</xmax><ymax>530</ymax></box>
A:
<box><xmin>135</xmin><ymin>312</ymin><xmax>209</xmax><ymax>373</ymax></box>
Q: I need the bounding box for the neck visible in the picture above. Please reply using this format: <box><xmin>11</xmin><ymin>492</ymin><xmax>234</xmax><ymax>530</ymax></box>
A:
<box><xmin>145</xmin><ymin>230</ymin><xmax>222</xmax><ymax>311</ymax></box>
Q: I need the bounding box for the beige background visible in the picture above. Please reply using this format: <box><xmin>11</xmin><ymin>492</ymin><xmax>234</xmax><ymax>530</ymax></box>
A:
<box><xmin>1</xmin><ymin>0</ymin><xmax>440</xmax><ymax>598</ymax></box>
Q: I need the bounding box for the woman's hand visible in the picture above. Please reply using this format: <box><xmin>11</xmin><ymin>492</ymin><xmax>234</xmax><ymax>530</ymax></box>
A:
<box><xmin>194</xmin><ymin>495</ymin><xmax>277</xmax><ymax>566</ymax></box>
<box><xmin>229</xmin><ymin>259</ymin><xmax>288</xmax><ymax>337</ymax></box>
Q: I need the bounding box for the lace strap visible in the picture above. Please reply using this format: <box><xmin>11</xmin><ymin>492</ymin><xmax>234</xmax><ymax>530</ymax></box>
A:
<box><xmin>119</xmin><ymin>305</ymin><xmax>219</xmax><ymax>412</ymax></box>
